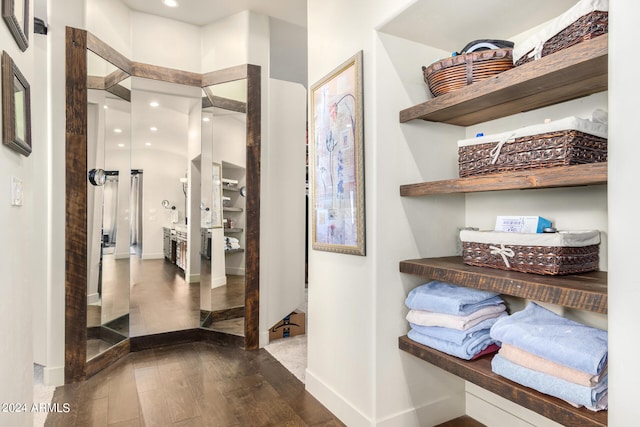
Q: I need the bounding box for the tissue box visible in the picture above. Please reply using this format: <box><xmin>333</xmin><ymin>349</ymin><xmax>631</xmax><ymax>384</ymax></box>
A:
<box><xmin>495</xmin><ymin>216</ymin><xmax>552</xmax><ymax>233</ymax></box>
<box><xmin>460</xmin><ymin>229</ymin><xmax>600</xmax><ymax>275</ymax></box>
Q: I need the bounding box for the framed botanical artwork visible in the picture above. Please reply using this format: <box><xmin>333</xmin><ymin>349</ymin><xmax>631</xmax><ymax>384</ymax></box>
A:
<box><xmin>310</xmin><ymin>51</ymin><xmax>365</xmax><ymax>256</ymax></box>
<box><xmin>2</xmin><ymin>0</ymin><xmax>29</xmax><ymax>51</ymax></box>
<box><xmin>2</xmin><ymin>51</ymin><xmax>31</xmax><ymax>156</ymax></box>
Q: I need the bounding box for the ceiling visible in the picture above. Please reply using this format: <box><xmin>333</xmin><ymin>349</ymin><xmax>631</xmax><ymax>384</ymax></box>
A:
<box><xmin>120</xmin><ymin>0</ymin><xmax>307</xmax><ymax>27</ymax></box>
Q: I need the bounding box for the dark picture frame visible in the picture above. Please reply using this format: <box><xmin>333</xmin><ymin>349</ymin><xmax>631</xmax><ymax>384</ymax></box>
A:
<box><xmin>2</xmin><ymin>51</ymin><xmax>32</xmax><ymax>156</ymax></box>
<box><xmin>310</xmin><ymin>51</ymin><xmax>366</xmax><ymax>256</ymax></box>
<box><xmin>2</xmin><ymin>0</ymin><xmax>29</xmax><ymax>51</ymax></box>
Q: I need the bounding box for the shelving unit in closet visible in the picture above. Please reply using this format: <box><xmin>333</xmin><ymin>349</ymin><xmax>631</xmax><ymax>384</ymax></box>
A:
<box><xmin>222</xmin><ymin>161</ymin><xmax>246</xmax><ymax>256</ymax></box>
<box><xmin>397</xmin><ymin>33</ymin><xmax>609</xmax><ymax>427</ymax></box>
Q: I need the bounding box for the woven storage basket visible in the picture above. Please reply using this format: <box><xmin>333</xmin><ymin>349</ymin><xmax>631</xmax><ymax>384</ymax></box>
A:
<box><xmin>422</xmin><ymin>48</ymin><xmax>513</xmax><ymax>97</ymax></box>
<box><xmin>515</xmin><ymin>10</ymin><xmax>608</xmax><ymax>66</ymax></box>
<box><xmin>460</xmin><ymin>230</ymin><xmax>600</xmax><ymax>276</ymax></box>
<box><xmin>458</xmin><ymin>129</ymin><xmax>607</xmax><ymax>178</ymax></box>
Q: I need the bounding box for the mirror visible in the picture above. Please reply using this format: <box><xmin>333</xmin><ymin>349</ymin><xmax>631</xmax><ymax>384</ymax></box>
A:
<box><xmin>65</xmin><ymin>27</ymin><xmax>261</xmax><ymax>382</ymax></box>
<box><xmin>199</xmin><ymin>79</ymin><xmax>248</xmax><ymax>336</ymax></box>
<box><xmin>85</xmin><ymin>49</ymin><xmax>131</xmax><ymax>361</ymax></box>
<box><xmin>128</xmin><ymin>76</ymin><xmax>202</xmax><ymax>337</ymax></box>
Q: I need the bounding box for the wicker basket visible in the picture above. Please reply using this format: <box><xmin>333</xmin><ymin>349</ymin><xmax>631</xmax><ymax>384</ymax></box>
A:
<box><xmin>422</xmin><ymin>48</ymin><xmax>514</xmax><ymax>97</ymax></box>
<box><xmin>458</xmin><ymin>129</ymin><xmax>607</xmax><ymax>178</ymax></box>
<box><xmin>515</xmin><ymin>10</ymin><xmax>608</xmax><ymax>66</ymax></box>
<box><xmin>460</xmin><ymin>230</ymin><xmax>600</xmax><ymax>276</ymax></box>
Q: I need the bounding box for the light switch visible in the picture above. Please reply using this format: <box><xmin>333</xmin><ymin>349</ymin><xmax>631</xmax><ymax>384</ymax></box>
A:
<box><xmin>10</xmin><ymin>176</ymin><xmax>23</xmax><ymax>206</ymax></box>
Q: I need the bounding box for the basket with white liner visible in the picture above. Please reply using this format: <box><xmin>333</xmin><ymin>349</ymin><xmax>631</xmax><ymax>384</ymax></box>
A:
<box><xmin>514</xmin><ymin>0</ymin><xmax>608</xmax><ymax>66</ymax></box>
<box><xmin>457</xmin><ymin>113</ymin><xmax>607</xmax><ymax>178</ymax></box>
<box><xmin>460</xmin><ymin>229</ymin><xmax>600</xmax><ymax>275</ymax></box>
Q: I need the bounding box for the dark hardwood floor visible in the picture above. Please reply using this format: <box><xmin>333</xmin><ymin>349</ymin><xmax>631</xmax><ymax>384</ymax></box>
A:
<box><xmin>46</xmin><ymin>342</ymin><xmax>344</xmax><ymax>426</ymax></box>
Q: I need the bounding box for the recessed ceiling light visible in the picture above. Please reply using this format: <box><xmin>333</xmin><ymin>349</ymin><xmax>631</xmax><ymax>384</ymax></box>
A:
<box><xmin>114</xmin><ymin>128</ymin><xmax>123</xmax><ymax>133</ymax></box>
<box><xmin>150</xmin><ymin>101</ymin><xmax>159</xmax><ymax>107</ymax></box>
<box><xmin>150</xmin><ymin>126</ymin><xmax>158</xmax><ymax>132</ymax></box>
<box><xmin>163</xmin><ymin>0</ymin><xmax>178</xmax><ymax>8</ymax></box>
<box><xmin>103</xmin><ymin>105</ymin><xmax>108</xmax><ymax>109</ymax></box>
<box><xmin>118</xmin><ymin>143</ymin><xmax>125</xmax><ymax>147</ymax></box>
<box><xmin>145</xmin><ymin>142</ymin><xmax>152</xmax><ymax>146</ymax></box>
<box><xmin>202</xmin><ymin>117</ymin><xmax>210</xmax><ymax>122</ymax></box>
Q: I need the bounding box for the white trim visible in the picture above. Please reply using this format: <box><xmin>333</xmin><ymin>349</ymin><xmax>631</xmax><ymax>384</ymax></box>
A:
<box><xmin>43</xmin><ymin>365</ymin><xmax>64</xmax><ymax>387</ymax></box>
<box><xmin>211</xmin><ymin>275</ymin><xmax>227</xmax><ymax>288</ymax></box>
<box><xmin>87</xmin><ymin>293</ymin><xmax>100</xmax><ymax>305</ymax></box>
<box><xmin>375</xmin><ymin>394</ymin><xmax>465</xmax><ymax>427</ymax></box>
<box><xmin>305</xmin><ymin>369</ymin><xmax>372</xmax><ymax>427</ymax></box>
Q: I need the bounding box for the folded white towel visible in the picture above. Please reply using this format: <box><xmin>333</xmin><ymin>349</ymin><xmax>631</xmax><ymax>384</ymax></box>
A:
<box><xmin>406</xmin><ymin>304</ymin><xmax>507</xmax><ymax>331</ymax></box>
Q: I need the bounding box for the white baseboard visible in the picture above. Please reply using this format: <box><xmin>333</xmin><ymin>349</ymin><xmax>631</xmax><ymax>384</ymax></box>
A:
<box><xmin>225</xmin><ymin>267</ymin><xmax>245</xmax><ymax>276</ymax></box>
<box><xmin>188</xmin><ymin>274</ymin><xmax>200</xmax><ymax>283</ymax></box>
<box><xmin>211</xmin><ymin>275</ymin><xmax>227</xmax><ymax>288</ymax></box>
<box><xmin>43</xmin><ymin>365</ymin><xmax>64</xmax><ymax>387</ymax></box>
<box><xmin>87</xmin><ymin>293</ymin><xmax>99</xmax><ymax>305</ymax></box>
<box><xmin>376</xmin><ymin>394</ymin><xmax>465</xmax><ymax>427</ymax></box>
<box><xmin>115</xmin><ymin>252</ymin><xmax>129</xmax><ymax>259</ymax></box>
<box><xmin>142</xmin><ymin>253</ymin><xmax>164</xmax><ymax>260</ymax></box>
<box><xmin>305</xmin><ymin>369</ymin><xmax>371</xmax><ymax>427</ymax></box>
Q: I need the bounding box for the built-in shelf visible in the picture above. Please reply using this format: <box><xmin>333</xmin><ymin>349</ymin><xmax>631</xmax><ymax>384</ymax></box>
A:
<box><xmin>223</xmin><ymin>207</ymin><xmax>243</xmax><ymax>212</ymax></box>
<box><xmin>224</xmin><ymin>228</ymin><xmax>243</xmax><ymax>233</ymax></box>
<box><xmin>399</xmin><ymin>335</ymin><xmax>607</xmax><ymax>427</ymax></box>
<box><xmin>399</xmin><ymin>35</ymin><xmax>608</xmax><ymax>126</ymax></box>
<box><xmin>225</xmin><ymin>248</ymin><xmax>244</xmax><ymax>255</ymax></box>
<box><xmin>400</xmin><ymin>257</ymin><xmax>607</xmax><ymax>314</ymax></box>
<box><xmin>222</xmin><ymin>185</ymin><xmax>240</xmax><ymax>192</ymax></box>
<box><xmin>400</xmin><ymin>163</ymin><xmax>607</xmax><ymax>196</ymax></box>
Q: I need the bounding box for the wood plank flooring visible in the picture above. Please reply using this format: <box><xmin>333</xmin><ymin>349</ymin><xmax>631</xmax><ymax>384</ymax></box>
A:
<box><xmin>46</xmin><ymin>342</ymin><xmax>344</xmax><ymax>426</ymax></box>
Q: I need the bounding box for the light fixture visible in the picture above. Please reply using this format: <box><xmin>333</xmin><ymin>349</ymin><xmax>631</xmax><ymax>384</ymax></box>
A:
<box><xmin>145</xmin><ymin>142</ymin><xmax>152</xmax><ymax>146</ymax></box>
<box><xmin>114</xmin><ymin>128</ymin><xmax>122</xmax><ymax>133</ymax></box>
<box><xmin>150</xmin><ymin>126</ymin><xmax>158</xmax><ymax>132</ymax></box>
<box><xmin>118</xmin><ymin>143</ymin><xmax>125</xmax><ymax>147</ymax></box>
<box><xmin>163</xmin><ymin>0</ymin><xmax>178</xmax><ymax>7</ymax></box>
<box><xmin>149</xmin><ymin>101</ymin><xmax>159</xmax><ymax>107</ymax></box>
<box><xmin>202</xmin><ymin>117</ymin><xmax>210</xmax><ymax>122</ymax></box>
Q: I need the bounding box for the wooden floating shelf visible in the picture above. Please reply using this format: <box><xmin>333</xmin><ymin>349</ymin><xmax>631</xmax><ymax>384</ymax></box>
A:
<box><xmin>400</xmin><ymin>163</ymin><xmax>607</xmax><ymax>196</ymax></box>
<box><xmin>399</xmin><ymin>336</ymin><xmax>607</xmax><ymax>427</ymax></box>
<box><xmin>400</xmin><ymin>257</ymin><xmax>607</xmax><ymax>314</ymax></box>
<box><xmin>400</xmin><ymin>35</ymin><xmax>608</xmax><ymax>126</ymax></box>
<box><xmin>225</xmin><ymin>248</ymin><xmax>245</xmax><ymax>255</ymax></box>
<box><xmin>224</xmin><ymin>228</ymin><xmax>243</xmax><ymax>233</ymax></box>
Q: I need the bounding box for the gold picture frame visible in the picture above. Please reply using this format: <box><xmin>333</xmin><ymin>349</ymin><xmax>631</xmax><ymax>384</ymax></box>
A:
<box><xmin>2</xmin><ymin>51</ymin><xmax>32</xmax><ymax>156</ymax></box>
<box><xmin>2</xmin><ymin>0</ymin><xmax>29</xmax><ymax>51</ymax></box>
<box><xmin>310</xmin><ymin>51</ymin><xmax>365</xmax><ymax>256</ymax></box>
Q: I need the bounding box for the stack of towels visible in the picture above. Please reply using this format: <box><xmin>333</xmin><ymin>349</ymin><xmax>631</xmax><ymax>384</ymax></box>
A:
<box><xmin>405</xmin><ymin>281</ymin><xmax>507</xmax><ymax>360</ymax></box>
<box><xmin>490</xmin><ymin>302</ymin><xmax>608</xmax><ymax>411</ymax></box>
<box><xmin>224</xmin><ymin>236</ymin><xmax>241</xmax><ymax>251</ymax></box>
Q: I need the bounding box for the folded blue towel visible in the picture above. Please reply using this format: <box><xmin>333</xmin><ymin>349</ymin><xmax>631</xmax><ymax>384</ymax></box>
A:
<box><xmin>492</xmin><ymin>354</ymin><xmax>608</xmax><ymax>411</ymax></box>
<box><xmin>407</xmin><ymin>327</ymin><xmax>496</xmax><ymax>360</ymax></box>
<box><xmin>410</xmin><ymin>314</ymin><xmax>506</xmax><ymax>345</ymax></box>
<box><xmin>405</xmin><ymin>281</ymin><xmax>503</xmax><ymax>315</ymax></box>
<box><xmin>490</xmin><ymin>302</ymin><xmax>607</xmax><ymax>375</ymax></box>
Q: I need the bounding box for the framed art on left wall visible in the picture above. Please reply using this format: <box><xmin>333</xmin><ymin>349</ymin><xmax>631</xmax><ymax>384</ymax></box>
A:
<box><xmin>2</xmin><ymin>0</ymin><xmax>29</xmax><ymax>51</ymax></box>
<box><xmin>2</xmin><ymin>51</ymin><xmax>32</xmax><ymax>156</ymax></box>
<box><xmin>310</xmin><ymin>51</ymin><xmax>365</xmax><ymax>256</ymax></box>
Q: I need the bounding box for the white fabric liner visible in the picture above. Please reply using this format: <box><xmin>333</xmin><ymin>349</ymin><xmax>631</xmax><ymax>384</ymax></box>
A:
<box><xmin>513</xmin><ymin>0</ymin><xmax>609</xmax><ymax>63</ymax></box>
<box><xmin>460</xmin><ymin>229</ymin><xmax>600</xmax><ymax>247</ymax></box>
<box><xmin>457</xmin><ymin>115</ymin><xmax>607</xmax><ymax>148</ymax></box>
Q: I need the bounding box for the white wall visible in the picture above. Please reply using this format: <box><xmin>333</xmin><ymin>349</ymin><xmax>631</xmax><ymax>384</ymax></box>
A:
<box><xmin>263</xmin><ymin>78</ymin><xmax>307</xmax><ymax>333</ymax></box>
<box><xmin>269</xmin><ymin>17</ymin><xmax>308</xmax><ymax>87</ymax></box>
<box><xmin>608</xmin><ymin>1</ymin><xmax>640</xmax><ymax>424</ymax></box>
<box><xmin>0</xmin><ymin>1</ymin><xmax>36</xmax><ymax>424</ymax></box>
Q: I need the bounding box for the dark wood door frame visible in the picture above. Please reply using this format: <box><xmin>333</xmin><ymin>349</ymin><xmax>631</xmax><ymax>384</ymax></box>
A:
<box><xmin>65</xmin><ymin>26</ymin><xmax>261</xmax><ymax>383</ymax></box>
